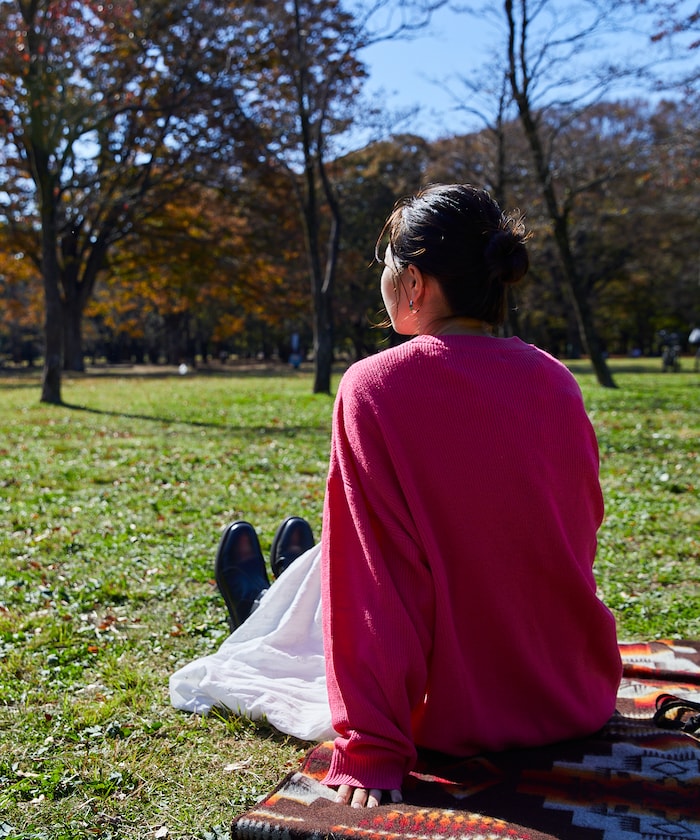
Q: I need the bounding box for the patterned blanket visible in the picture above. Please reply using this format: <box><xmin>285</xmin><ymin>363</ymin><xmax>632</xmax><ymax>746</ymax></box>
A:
<box><xmin>232</xmin><ymin>641</ymin><xmax>700</xmax><ymax>840</ymax></box>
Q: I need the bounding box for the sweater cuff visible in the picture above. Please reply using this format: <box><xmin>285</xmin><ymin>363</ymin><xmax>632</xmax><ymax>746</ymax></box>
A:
<box><xmin>321</xmin><ymin>737</ymin><xmax>411</xmax><ymax>791</ymax></box>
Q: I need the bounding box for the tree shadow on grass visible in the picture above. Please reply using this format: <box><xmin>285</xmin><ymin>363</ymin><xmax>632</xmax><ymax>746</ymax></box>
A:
<box><xmin>59</xmin><ymin>400</ymin><xmax>329</xmax><ymax>435</ymax></box>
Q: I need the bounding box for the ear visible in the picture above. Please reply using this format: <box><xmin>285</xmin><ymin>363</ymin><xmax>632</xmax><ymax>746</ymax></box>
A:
<box><xmin>405</xmin><ymin>264</ymin><xmax>426</xmax><ymax>305</ymax></box>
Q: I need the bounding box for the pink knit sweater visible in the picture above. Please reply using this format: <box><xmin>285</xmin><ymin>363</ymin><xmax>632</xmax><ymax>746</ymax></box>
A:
<box><xmin>320</xmin><ymin>335</ymin><xmax>621</xmax><ymax>791</ymax></box>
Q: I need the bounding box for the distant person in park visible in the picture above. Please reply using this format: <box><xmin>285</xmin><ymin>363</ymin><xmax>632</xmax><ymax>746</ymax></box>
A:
<box><xmin>689</xmin><ymin>327</ymin><xmax>700</xmax><ymax>371</ymax></box>
<box><xmin>172</xmin><ymin>184</ymin><xmax>622</xmax><ymax>810</ymax></box>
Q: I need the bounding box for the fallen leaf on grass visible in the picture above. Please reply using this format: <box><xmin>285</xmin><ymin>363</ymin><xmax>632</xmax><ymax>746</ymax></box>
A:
<box><xmin>98</xmin><ymin>614</ymin><xmax>116</xmax><ymax>629</ymax></box>
<box><xmin>224</xmin><ymin>758</ymin><xmax>253</xmax><ymax>772</ymax></box>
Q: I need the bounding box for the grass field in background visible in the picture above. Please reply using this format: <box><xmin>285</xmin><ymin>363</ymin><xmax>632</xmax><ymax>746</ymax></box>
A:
<box><xmin>0</xmin><ymin>358</ymin><xmax>698</xmax><ymax>840</ymax></box>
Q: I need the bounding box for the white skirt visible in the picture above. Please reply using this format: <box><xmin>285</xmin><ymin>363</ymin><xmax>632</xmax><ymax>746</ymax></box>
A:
<box><xmin>169</xmin><ymin>544</ymin><xmax>336</xmax><ymax>742</ymax></box>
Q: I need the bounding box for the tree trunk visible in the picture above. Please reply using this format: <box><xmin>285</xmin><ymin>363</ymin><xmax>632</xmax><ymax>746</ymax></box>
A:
<box><xmin>26</xmin><ymin>15</ymin><xmax>63</xmax><ymax>404</ymax></box>
<box><xmin>40</xmin><ymin>204</ymin><xmax>63</xmax><ymax>404</ymax></box>
<box><xmin>551</xmin><ymin>218</ymin><xmax>616</xmax><ymax>388</ymax></box>
<box><xmin>312</xmin><ymin>155</ymin><xmax>341</xmax><ymax>395</ymax></box>
<box><xmin>313</xmin><ymin>299</ymin><xmax>333</xmax><ymax>393</ymax></box>
<box><xmin>313</xmin><ymin>214</ymin><xmax>336</xmax><ymax>394</ymax></box>
<box><xmin>62</xmin><ymin>299</ymin><xmax>86</xmax><ymax>372</ymax></box>
<box><xmin>41</xmin><ymin>286</ymin><xmax>63</xmax><ymax>404</ymax></box>
<box><xmin>60</xmin><ymin>225</ymin><xmax>109</xmax><ymax>372</ymax></box>
<box><xmin>504</xmin><ymin>0</ymin><xmax>616</xmax><ymax>388</ymax></box>
<box><xmin>309</xmin><ymin>218</ymin><xmax>332</xmax><ymax>393</ymax></box>
<box><xmin>524</xmin><ymin>113</ymin><xmax>616</xmax><ymax>387</ymax></box>
<box><xmin>291</xmin><ymin>0</ymin><xmax>336</xmax><ymax>396</ymax></box>
<box><xmin>299</xmin><ymin>171</ymin><xmax>333</xmax><ymax>394</ymax></box>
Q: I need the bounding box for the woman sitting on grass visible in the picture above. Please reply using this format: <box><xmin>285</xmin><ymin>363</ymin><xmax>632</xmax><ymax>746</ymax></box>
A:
<box><xmin>172</xmin><ymin>183</ymin><xmax>622</xmax><ymax>810</ymax></box>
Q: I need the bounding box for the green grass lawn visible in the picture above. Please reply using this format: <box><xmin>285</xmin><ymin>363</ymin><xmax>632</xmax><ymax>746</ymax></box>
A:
<box><xmin>1</xmin><ymin>359</ymin><xmax>698</xmax><ymax>839</ymax></box>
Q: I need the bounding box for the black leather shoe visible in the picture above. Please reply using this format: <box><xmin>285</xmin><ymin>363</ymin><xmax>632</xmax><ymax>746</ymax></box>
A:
<box><xmin>214</xmin><ymin>521</ymin><xmax>270</xmax><ymax>630</ymax></box>
<box><xmin>270</xmin><ymin>516</ymin><xmax>315</xmax><ymax>579</ymax></box>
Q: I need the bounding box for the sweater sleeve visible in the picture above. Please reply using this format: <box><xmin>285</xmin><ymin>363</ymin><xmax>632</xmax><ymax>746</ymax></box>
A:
<box><xmin>321</xmin><ymin>373</ymin><xmax>435</xmax><ymax>791</ymax></box>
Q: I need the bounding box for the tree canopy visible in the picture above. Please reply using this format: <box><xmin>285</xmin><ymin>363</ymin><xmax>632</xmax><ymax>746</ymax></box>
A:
<box><xmin>0</xmin><ymin>0</ymin><xmax>266</xmax><ymax>401</ymax></box>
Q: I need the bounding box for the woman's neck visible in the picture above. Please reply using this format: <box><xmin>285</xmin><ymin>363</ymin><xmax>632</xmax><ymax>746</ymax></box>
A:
<box><xmin>427</xmin><ymin>316</ymin><xmax>492</xmax><ymax>337</ymax></box>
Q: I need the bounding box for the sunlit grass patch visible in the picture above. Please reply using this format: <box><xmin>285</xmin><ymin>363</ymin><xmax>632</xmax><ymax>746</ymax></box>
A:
<box><xmin>580</xmin><ymin>367</ymin><xmax>699</xmax><ymax>641</ymax></box>
<box><xmin>0</xmin><ymin>360</ymin><xmax>698</xmax><ymax>838</ymax></box>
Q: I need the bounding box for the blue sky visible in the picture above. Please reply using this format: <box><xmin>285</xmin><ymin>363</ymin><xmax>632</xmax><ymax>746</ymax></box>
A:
<box><xmin>358</xmin><ymin>4</ymin><xmax>498</xmax><ymax>139</ymax></box>
<box><xmin>356</xmin><ymin>2</ymin><xmax>694</xmax><ymax>141</ymax></box>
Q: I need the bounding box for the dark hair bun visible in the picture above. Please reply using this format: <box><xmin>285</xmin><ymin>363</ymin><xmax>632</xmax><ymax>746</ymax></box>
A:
<box><xmin>484</xmin><ymin>223</ymin><xmax>529</xmax><ymax>287</ymax></box>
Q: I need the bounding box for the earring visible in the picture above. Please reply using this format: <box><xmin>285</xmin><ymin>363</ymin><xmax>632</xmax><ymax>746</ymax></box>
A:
<box><xmin>409</xmin><ymin>299</ymin><xmax>414</xmax><ymax>312</ymax></box>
